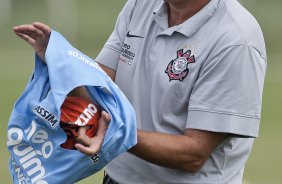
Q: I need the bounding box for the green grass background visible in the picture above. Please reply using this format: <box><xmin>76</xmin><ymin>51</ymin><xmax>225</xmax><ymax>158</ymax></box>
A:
<box><xmin>0</xmin><ymin>0</ymin><xmax>281</xmax><ymax>183</ymax></box>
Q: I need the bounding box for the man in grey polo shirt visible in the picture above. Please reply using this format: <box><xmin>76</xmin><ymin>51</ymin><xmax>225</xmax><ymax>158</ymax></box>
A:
<box><xmin>13</xmin><ymin>0</ymin><xmax>266</xmax><ymax>183</ymax></box>
<box><xmin>96</xmin><ymin>0</ymin><xmax>266</xmax><ymax>183</ymax></box>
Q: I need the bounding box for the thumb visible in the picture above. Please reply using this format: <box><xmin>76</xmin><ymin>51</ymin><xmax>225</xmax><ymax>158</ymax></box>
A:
<box><xmin>96</xmin><ymin>111</ymin><xmax>111</xmax><ymax>138</ymax></box>
<box><xmin>75</xmin><ymin>111</ymin><xmax>110</xmax><ymax>156</ymax></box>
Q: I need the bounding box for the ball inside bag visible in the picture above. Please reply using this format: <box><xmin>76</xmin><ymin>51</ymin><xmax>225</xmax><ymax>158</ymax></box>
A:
<box><xmin>60</xmin><ymin>96</ymin><xmax>102</xmax><ymax>149</ymax></box>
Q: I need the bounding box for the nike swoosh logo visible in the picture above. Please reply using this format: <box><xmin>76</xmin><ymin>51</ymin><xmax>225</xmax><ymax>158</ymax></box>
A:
<box><xmin>126</xmin><ymin>31</ymin><xmax>144</xmax><ymax>38</ymax></box>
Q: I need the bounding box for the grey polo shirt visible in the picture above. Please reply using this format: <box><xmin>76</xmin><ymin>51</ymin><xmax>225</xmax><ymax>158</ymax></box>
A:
<box><xmin>96</xmin><ymin>0</ymin><xmax>267</xmax><ymax>183</ymax></box>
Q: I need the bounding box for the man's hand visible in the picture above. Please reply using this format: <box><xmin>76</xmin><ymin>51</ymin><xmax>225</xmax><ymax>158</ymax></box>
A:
<box><xmin>13</xmin><ymin>22</ymin><xmax>51</xmax><ymax>62</ymax></box>
<box><xmin>75</xmin><ymin>111</ymin><xmax>111</xmax><ymax>156</ymax></box>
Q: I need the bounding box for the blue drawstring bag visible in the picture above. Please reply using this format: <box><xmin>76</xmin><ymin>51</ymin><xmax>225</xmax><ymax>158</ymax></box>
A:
<box><xmin>7</xmin><ymin>31</ymin><xmax>137</xmax><ymax>184</ymax></box>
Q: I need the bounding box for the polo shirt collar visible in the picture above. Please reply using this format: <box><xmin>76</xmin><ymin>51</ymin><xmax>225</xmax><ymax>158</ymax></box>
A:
<box><xmin>153</xmin><ymin>1</ymin><xmax>169</xmax><ymax>30</ymax></box>
<box><xmin>153</xmin><ymin>0</ymin><xmax>223</xmax><ymax>37</ymax></box>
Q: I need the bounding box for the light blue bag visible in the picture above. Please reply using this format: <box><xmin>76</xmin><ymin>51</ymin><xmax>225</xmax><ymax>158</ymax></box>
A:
<box><xmin>7</xmin><ymin>31</ymin><xmax>137</xmax><ymax>184</ymax></box>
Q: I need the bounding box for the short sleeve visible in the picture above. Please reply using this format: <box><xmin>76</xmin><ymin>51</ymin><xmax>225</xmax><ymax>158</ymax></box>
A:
<box><xmin>186</xmin><ymin>44</ymin><xmax>266</xmax><ymax>137</ymax></box>
<box><xmin>96</xmin><ymin>0</ymin><xmax>137</xmax><ymax>70</ymax></box>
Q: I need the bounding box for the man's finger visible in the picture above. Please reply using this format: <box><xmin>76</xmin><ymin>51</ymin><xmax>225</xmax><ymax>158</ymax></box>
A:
<box><xmin>14</xmin><ymin>32</ymin><xmax>35</xmax><ymax>47</ymax></box>
<box><xmin>96</xmin><ymin>111</ymin><xmax>111</xmax><ymax>138</ymax></box>
<box><xmin>33</xmin><ymin>22</ymin><xmax>51</xmax><ymax>35</ymax></box>
<box><xmin>75</xmin><ymin>141</ymin><xmax>100</xmax><ymax>156</ymax></box>
<box><xmin>75</xmin><ymin>126</ymin><xmax>91</xmax><ymax>147</ymax></box>
<box><xmin>13</xmin><ymin>24</ymin><xmax>44</xmax><ymax>40</ymax></box>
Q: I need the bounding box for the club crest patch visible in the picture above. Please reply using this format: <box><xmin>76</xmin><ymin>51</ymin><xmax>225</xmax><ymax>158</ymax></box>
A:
<box><xmin>165</xmin><ymin>49</ymin><xmax>195</xmax><ymax>82</ymax></box>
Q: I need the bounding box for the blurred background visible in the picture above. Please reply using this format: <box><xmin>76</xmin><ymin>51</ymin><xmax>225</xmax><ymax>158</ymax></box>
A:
<box><xmin>0</xmin><ymin>0</ymin><xmax>281</xmax><ymax>183</ymax></box>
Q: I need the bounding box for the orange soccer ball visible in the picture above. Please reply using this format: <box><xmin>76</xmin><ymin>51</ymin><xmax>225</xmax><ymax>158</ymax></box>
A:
<box><xmin>60</xmin><ymin>96</ymin><xmax>102</xmax><ymax>149</ymax></box>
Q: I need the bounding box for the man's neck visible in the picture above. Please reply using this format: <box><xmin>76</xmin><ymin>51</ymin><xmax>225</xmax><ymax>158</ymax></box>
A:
<box><xmin>166</xmin><ymin>0</ymin><xmax>210</xmax><ymax>27</ymax></box>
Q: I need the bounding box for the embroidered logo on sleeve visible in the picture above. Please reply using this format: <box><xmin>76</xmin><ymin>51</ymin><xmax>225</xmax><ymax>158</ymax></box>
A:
<box><xmin>165</xmin><ymin>49</ymin><xmax>195</xmax><ymax>82</ymax></box>
<box><xmin>119</xmin><ymin>43</ymin><xmax>136</xmax><ymax>65</ymax></box>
